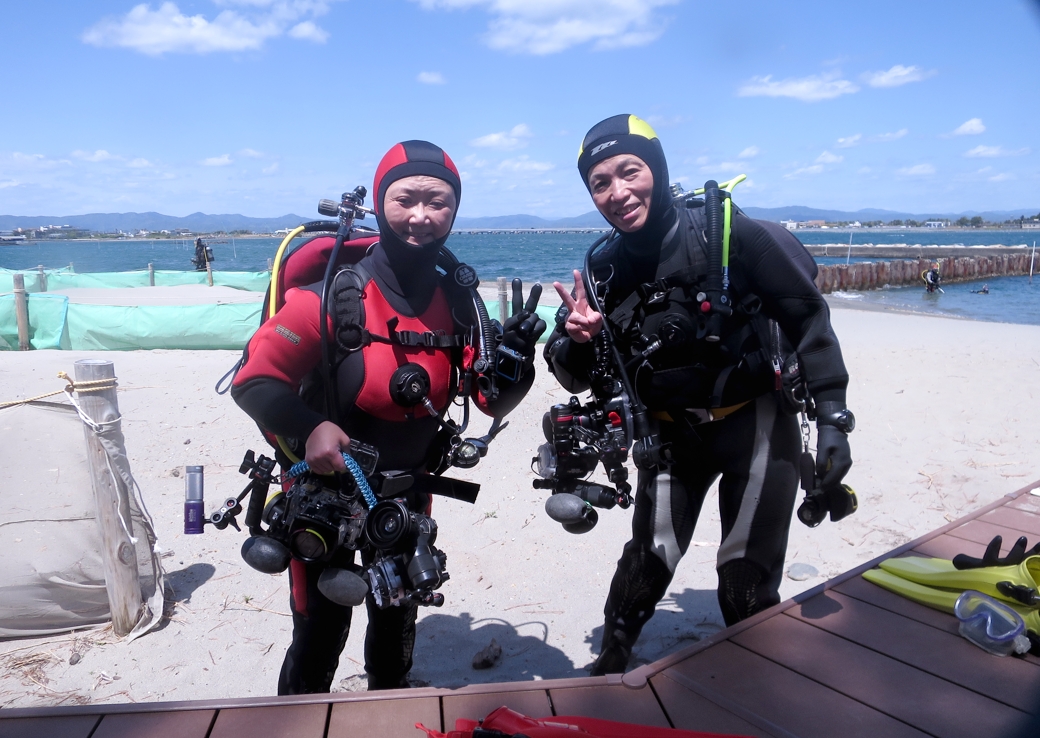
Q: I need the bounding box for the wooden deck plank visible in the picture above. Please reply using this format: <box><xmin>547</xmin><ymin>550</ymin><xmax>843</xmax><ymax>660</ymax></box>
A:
<box><xmin>91</xmin><ymin>710</ymin><xmax>216</xmax><ymax>738</ymax></box>
<box><xmin>944</xmin><ymin>518</ymin><xmax>1037</xmax><ymax>548</ymax></box>
<box><xmin>441</xmin><ymin>689</ymin><xmax>552</xmax><ymax>730</ymax></box>
<box><xmin>547</xmin><ymin>683</ymin><xmax>670</xmax><ymax>727</ymax></box>
<box><xmin>666</xmin><ymin>641</ymin><xmax>928</xmax><ymax>738</ymax></box>
<box><xmin>732</xmin><ymin>613</ymin><xmax>1029</xmax><ymax>737</ymax></box>
<box><xmin>1007</xmin><ymin>494</ymin><xmax>1040</xmax><ymax>515</ymax></box>
<box><xmin>788</xmin><ymin>589</ymin><xmax>1040</xmax><ymax>711</ymax></box>
<box><xmin>911</xmin><ymin>532</ymin><xmax>988</xmax><ymax>560</ymax></box>
<box><xmin>649</xmin><ymin>673</ymin><xmax>781</xmax><ymax>738</ymax></box>
<box><xmin>209</xmin><ymin>703</ymin><xmax>328</xmax><ymax>738</ymax></box>
<box><xmin>835</xmin><ymin>575</ymin><xmax>964</xmax><ymax>634</ymax></box>
<box><xmin>979</xmin><ymin>505</ymin><xmax>1040</xmax><ymax>537</ymax></box>
<box><xmin>329</xmin><ymin>696</ymin><xmax>441</xmax><ymax>737</ymax></box>
<box><xmin>0</xmin><ymin>715</ymin><xmax>99</xmax><ymax>738</ymax></box>
<box><xmin>837</xmin><ymin>574</ymin><xmax>1040</xmax><ymax>669</ymax></box>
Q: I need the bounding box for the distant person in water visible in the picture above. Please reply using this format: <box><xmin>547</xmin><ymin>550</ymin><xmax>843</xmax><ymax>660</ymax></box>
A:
<box><xmin>923</xmin><ymin>262</ymin><xmax>942</xmax><ymax>293</ymax></box>
<box><xmin>971</xmin><ymin>284</ymin><xmax>990</xmax><ymax>294</ymax></box>
<box><xmin>192</xmin><ymin>237</ymin><xmax>213</xmax><ymax>271</ymax></box>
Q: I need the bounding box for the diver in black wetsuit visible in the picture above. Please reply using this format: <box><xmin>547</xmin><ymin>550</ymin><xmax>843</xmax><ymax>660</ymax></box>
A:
<box><xmin>545</xmin><ymin>115</ymin><xmax>854</xmax><ymax>675</ymax></box>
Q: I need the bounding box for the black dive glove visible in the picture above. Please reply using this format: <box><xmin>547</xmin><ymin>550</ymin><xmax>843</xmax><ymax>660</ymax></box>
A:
<box><xmin>815</xmin><ymin>402</ymin><xmax>853</xmax><ymax>487</ymax></box>
<box><xmin>496</xmin><ymin>279</ymin><xmax>546</xmax><ymax>381</ymax></box>
<box><xmin>953</xmin><ymin>535</ymin><xmax>1040</xmax><ymax>570</ymax></box>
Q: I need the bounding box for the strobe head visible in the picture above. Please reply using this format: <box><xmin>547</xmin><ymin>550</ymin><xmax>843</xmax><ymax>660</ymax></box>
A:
<box><xmin>797</xmin><ymin>483</ymin><xmax>858</xmax><ymax>528</ymax></box>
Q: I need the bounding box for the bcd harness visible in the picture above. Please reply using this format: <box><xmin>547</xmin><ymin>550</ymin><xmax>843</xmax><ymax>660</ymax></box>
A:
<box><xmin>591</xmin><ymin>174</ymin><xmax>807</xmax><ymax>415</ymax></box>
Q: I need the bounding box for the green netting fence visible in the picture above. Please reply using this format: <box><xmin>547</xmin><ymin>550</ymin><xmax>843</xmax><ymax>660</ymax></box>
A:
<box><xmin>0</xmin><ymin>268</ymin><xmax>268</xmax><ymax>350</ymax></box>
<box><xmin>0</xmin><ymin>268</ymin><xmax>556</xmax><ymax>351</ymax></box>
<box><xmin>0</xmin><ymin>295</ymin><xmax>263</xmax><ymax>350</ymax></box>
<box><xmin>0</xmin><ymin>267</ymin><xmax>271</xmax><ymax>293</ymax></box>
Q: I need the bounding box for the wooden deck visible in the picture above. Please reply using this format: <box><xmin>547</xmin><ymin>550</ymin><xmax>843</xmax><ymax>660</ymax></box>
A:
<box><xmin>3</xmin><ymin>479</ymin><xmax>1040</xmax><ymax>738</ymax></box>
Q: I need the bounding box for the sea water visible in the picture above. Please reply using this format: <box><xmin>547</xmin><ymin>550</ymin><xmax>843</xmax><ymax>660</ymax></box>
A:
<box><xmin>2</xmin><ymin>230</ymin><xmax>1037</xmax><ymax>326</ymax></box>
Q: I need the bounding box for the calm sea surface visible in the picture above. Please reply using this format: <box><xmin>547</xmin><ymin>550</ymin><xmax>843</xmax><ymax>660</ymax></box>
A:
<box><xmin>2</xmin><ymin>230</ymin><xmax>1037</xmax><ymax>325</ymax></box>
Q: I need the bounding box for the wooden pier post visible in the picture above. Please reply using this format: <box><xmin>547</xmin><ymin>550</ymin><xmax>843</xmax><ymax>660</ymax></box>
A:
<box><xmin>497</xmin><ymin>277</ymin><xmax>508</xmax><ymax>324</ymax></box>
<box><xmin>205</xmin><ymin>260</ymin><xmax>214</xmax><ymax>287</ymax></box>
<box><xmin>12</xmin><ymin>274</ymin><xmax>30</xmax><ymax>351</ymax></box>
<box><xmin>74</xmin><ymin>359</ymin><xmax>143</xmax><ymax>637</ymax></box>
<box><xmin>267</xmin><ymin>258</ymin><xmax>273</xmax><ymax>272</ymax></box>
<box><xmin>37</xmin><ymin>265</ymin><xmax>47</xmax><ymax>292</ymax></box>
<box><xmin>148</xmin><ymin>263</ymin><xmax>155</xmax><ymax>286</ymax></box>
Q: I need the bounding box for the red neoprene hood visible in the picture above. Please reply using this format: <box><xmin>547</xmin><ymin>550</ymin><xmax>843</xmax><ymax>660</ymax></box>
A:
<box><xmin>372</xmin><ymin>140</ymin><xmax>461</xmax><ymax>215</ymax></box>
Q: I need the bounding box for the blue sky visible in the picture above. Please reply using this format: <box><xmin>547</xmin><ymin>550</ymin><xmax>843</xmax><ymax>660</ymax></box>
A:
<box><xmin>1</xmin><ymin>0</ymin><xmax>1038</xmax><ymax>219</ymax></box>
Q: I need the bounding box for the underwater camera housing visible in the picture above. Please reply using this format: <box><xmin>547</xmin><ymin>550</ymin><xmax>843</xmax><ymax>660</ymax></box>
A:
<box><xmin>222</xmin><ymin>449</ymin><xmax>449</xmax><ymax>609</ymax></box>
<box><xmin>531</xmin><ymin>395</ymin><xmax>633</xmax><ymax>534</ymax></box>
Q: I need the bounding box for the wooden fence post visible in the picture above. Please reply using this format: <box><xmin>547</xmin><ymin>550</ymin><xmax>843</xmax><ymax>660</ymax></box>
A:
<box><xmin>148</xmin><ymin>263</ymin><xmax>155</xmax><ymax>286</ymax></box>
<box><xmin>206</xmin><ymin>260</ymin><xmax>214</xmax><ymax>287</ymax></box>
<box><xmin>13</xmin><ymin>274</ymin><xmax>30</xmax><ymax>351</ymax></box>
<box><xmin>497</xmin><ymin>276</ymin><xmax>508</xmax><ymax>324</ymax></box>
<box><xmin>74</xmin><ymin>359</ymin><xmax>143</xmax><ymax>637</ymax></box>
<box><xmin>37</xmin><ymin>265</ymin><xmax>47</xmax><ymax>292</ymax></box>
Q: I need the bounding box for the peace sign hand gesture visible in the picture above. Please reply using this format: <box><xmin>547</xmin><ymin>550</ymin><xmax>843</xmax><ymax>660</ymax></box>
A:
<box><xmin>552</xmin><ymin>269</ymin><xmax>603</xmax><ymax>344</ymax></box>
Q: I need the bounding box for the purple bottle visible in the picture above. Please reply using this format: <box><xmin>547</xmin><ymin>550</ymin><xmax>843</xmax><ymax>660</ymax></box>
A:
<box><xmin>184</xmin><ymin>466</ymin><xmax>205</xmax><ymax>535</ymax></box>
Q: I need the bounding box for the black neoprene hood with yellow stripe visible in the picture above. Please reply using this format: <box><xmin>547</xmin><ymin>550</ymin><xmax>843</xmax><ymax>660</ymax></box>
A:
<box><xmin>577</xmin><ymin>114</ymin><xmax>675</xmax><ymax>240</ymax></box>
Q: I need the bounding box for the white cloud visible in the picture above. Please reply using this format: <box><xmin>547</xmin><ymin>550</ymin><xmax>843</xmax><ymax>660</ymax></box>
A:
<box><xmin>644</xmin><ymin>114</ymin><xmax>685</xmax><ymax>128</ymax></box>
<box><xmin>873</xmin><ymin>129</ymin><xmax>908</xmax><ymax>142</ymax></box>
<box><xmin>836</xmin><ymin>134</ymin><xmax>862</xmax><ymax>148</ymax></box>
<box><xmin>72</xmin><ymin>149</ymin><xmax>117</xmax><ymax>162</ymax></box>
<box><xmin>897</xmin><ymin>164</ymin><xmax>935</xmax><ymax>176</ymax></box>
<box><xmin>965</xmin><ymin>145</ymin><xmax>1030</xmax><ymax>158</ymax></box>
<box><xmin>497</xmin><ymin>155</ymin><xmax>554</xmax><ymax>173</ymax></box>
<box><xmin>698</xmin><ymin>161</ymin><xmax>746</xmax><ymax>174</ymax></box>
<box><xmin>989</xmin><ymin>172</ymin><xmax>1015</xmax><ymax>182</ymax></box>
<box><xmin>288</xmin><ymin>20</ymin><xmax>328</xmax><ymax>42</ymax></box>
<box><xmin>738</xmin><ymin>146</ymin><xmax>759</xmax><ymax>159</ymax></box>
<box><xmin>128</xmin><ymin>158</ymin><xmax>152</xmax><ymax>168</ymax></box>
<box><xmin>816</xmin><ymin>151</ymin><xmax>842</xmax><ymax>164</ymax></box>
<box><xmin>471</xmin><ymin>123</ymin><xmax>533</xmax><ymax>150</ymax></box>
<box><xmin>412</xmin><ymin>0</ymin><xmax>680</xmax><ymax>55</ymax></box>
<box><xmin>862</xmin><ymin>64</ymin><xmax>935</xmax><ymax>88</ymax></box>
<box><xmin>0</xmin><ymin>180</ymin><xmax>19</xmax><ymax>189</ymax></box>
<box><xmin>417</xmin><ymin>71</ymin><xmax>446</xmax><ymax>85</ymax></box>
<box><xmin>952</xmin><ymin>118</ymin><xmax>985</xmax><ymax>136</ymax></box>
<box><xmin>738</xmin><ymin>72</ymin><xmax>859</xmax><ymax>102</ymax></box>
<box><xmin>240</xmin><ymin>148</ymin><xmax>264</xmax><ymax>158</ymax></box>
<box><xmin>82</xmin><ymin>1</ymin><xmax>333</xmax><ymax>55</ymax></box>
<box><xmin>203</xmin><ymin>154</ymin><xmax>233</xmax><ymax>166</ymax></box>
<box><xmin>783</xmin><ymin>165</ymin><xmax>824</xmax><ymax>179</ymax></box>
<box><xmin>262</xmin><ymin>162</ymin><xmax>280</xmax><ymax>174</ymax></box>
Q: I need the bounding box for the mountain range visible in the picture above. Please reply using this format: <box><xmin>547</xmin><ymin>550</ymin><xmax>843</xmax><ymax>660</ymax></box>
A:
<box><xmin>2</xmin><ymin>206</ymin><xmax>1038</xmax><ymax>233</ymax></box>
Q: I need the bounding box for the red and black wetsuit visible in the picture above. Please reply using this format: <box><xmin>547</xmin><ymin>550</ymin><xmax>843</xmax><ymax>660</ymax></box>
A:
<box><xmin>231</xmin><ymin>140</ymin><xmax>534</xmax><ymax>694</ymax></box>
<box><xmin>232</xmin><ymin>241</ymin><xmax>530</xmax><ymax>693</ymax></box>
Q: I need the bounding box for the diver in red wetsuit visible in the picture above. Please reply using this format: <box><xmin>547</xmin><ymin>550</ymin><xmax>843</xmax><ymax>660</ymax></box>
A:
<box><xmin>231</xmin><ymin>141</ymin><xmax>542</xmax><ymax>693</ymax></box>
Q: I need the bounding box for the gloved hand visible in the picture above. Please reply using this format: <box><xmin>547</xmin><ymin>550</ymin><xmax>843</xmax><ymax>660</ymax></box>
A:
<box><xmin>501</xmin><ymin>279</ymin><xmax>546</xmax><ymax>360</ymax></box>
<box><xmin>816</xmin><ymin>425</ymin><xmax>852</xmax><ymax>487</ymax></box>
<box><xmin>953</xmin><ymin>535</ymin><xmax>1040</xmax><ymax>570</ymax></box>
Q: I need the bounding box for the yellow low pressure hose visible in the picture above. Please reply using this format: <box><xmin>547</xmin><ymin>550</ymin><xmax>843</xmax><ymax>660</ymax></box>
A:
<box><xmin>269</xmin><ymin>225</ymin><xmax>306</xmax><ymax>319</ymax></box>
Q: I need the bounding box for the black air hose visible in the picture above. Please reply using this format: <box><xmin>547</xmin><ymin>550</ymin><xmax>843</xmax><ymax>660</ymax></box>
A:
<box><xmin>703</xmin><ymin>180</ymin><xmax>722</xmax><ymax>294</ymax></box>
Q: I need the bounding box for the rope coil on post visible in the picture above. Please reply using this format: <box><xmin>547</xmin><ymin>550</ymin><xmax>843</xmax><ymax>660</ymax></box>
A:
<box><xmin>0</xmin><ymin>371</ymin><xmax>118</xmax><ymax>410</ymax></box>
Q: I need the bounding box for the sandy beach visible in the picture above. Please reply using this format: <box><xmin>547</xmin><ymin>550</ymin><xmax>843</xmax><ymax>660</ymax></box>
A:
<box><xmin>1</xmin><ymin>298</ymin><xmax>1039</xmax><ymax>708</ymax></box>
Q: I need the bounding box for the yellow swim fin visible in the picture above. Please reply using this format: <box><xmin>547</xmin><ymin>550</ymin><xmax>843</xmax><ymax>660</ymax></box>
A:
<box><xmin>877</xmin><ymin>555</ymin><xmax>1040</xmax><ymax>605</ymax></box>
<box><xmin>863</xmin><ymin>564</ymin><xmax>1040</xmax><ymax>633</ymax></box>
